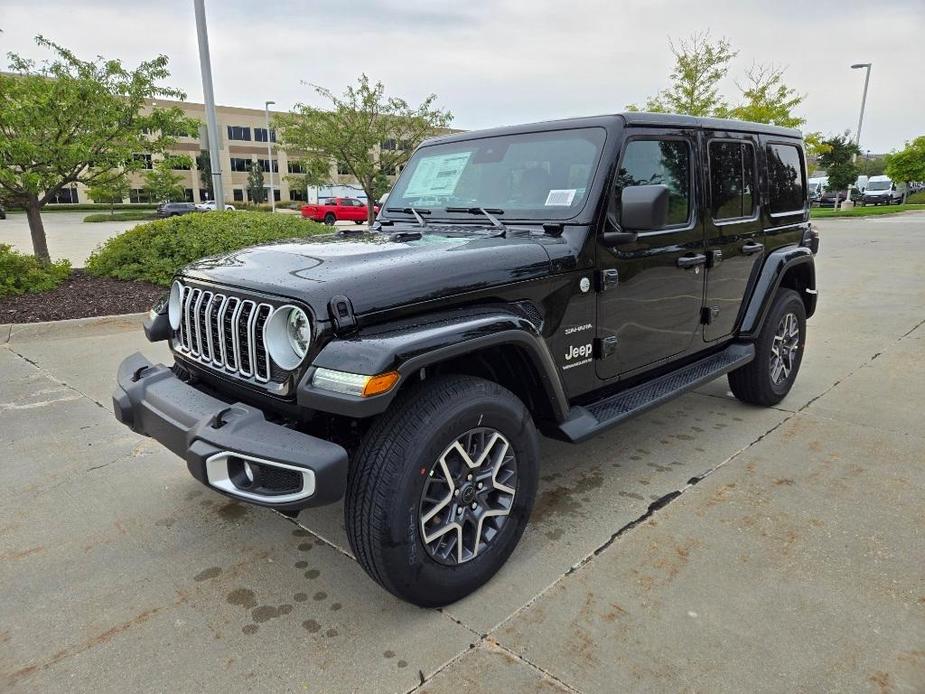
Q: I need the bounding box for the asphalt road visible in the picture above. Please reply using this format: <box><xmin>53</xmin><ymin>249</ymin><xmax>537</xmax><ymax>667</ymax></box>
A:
<box><xmin>0</xmin><ymin>211</ymin><xmax>366</xmax><ymax>266</ymax></box>
<box><xmin>1</xmin><ymin>213</ymin><xmax>923</xmax><ymax>693</ymax></box>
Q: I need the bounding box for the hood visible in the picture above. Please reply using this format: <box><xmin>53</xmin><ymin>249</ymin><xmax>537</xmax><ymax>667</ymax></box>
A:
<box><xmin>181</xmin><ymin>229</ymin><xmax>555</xmax><ymax>318</ymax></box>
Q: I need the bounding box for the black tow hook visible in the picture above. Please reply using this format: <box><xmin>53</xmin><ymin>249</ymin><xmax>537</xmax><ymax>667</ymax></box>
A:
<box><xmin>131</xmin><ymin>365</ymin><xmax>150</xmax><ymax>382</ymax></box>
<box><xmin>211</xmin><ymin>407</ymin><xmax>234</xmax><ymax>429</ymax></box>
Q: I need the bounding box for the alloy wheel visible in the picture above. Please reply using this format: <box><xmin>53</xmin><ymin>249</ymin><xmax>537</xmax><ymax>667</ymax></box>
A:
<box><xmin>418</xmin><ymin>427</ymin><xmax>517</xmax><ymax>565</ymax></box>
<box><xmin>770</xmin><ymin>312</ymin><xmax>800</xmax><ymax>385</ymax></box>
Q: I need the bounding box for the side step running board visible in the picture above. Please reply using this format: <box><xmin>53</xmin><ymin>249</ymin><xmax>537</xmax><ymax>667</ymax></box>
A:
<box><xmin>558</xmin><ymin>343</ymin><xmax>755</xmax><ymax>443</ymax></box>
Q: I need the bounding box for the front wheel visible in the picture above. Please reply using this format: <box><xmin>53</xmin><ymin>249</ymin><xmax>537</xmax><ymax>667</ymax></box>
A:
<box><xmin>323</xmin><ymin>212</ymin><xmax>336</xmax><ymax>225</ymax></box>
<box><xmin>345</xmin><ymin>375</ymin><xmax>539</xmax><ymax>607</ymax></box>
<box><xmin>729</xmin><ymin>288</ymin><xmax>806</xmax><ymax>406</ymax></box>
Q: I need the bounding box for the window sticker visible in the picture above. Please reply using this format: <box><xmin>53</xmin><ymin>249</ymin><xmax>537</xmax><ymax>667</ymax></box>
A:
<box><xmin>545</xmin><ymin>189</ymin><xmax>576</xmax><ymax>206</ymax></box>
<box><xmin>403</xmin><ymin>152</ymin><xmax>472</xmax><ymax>198</ymax></box>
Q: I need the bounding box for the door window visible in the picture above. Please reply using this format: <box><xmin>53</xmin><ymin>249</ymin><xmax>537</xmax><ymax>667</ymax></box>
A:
<box><xmin>709</xmin><ymin>141</ymin><xmax>756</xmax><ymax>220</ymax></box>
<box><xmin>614</xmin><ymin>139</ymin><xmax>691</xmax><ymax>227</ymax></box>
<box><xmin>767</xmin><ymin>144</ymin><xmax>806</xmax><ymax>214</ymax></box>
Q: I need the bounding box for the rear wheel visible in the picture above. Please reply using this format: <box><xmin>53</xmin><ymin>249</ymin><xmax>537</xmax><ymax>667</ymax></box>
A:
<box><xmin>323</xmin><ymin>212</ymin><xmax>336</xmax><ymax>225</ymax></box>
<box><xmin>729</xmin><ymin>288</ymin><xmax>806</xmax><ymax>406</ymax></box>
<box><xmin>345</xmin><ymin>375</ymin><xmax>539</xmax><ymax>607</ymax></box>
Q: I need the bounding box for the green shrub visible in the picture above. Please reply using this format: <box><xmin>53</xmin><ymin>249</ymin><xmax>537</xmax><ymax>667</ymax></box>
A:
<box><xmin>85</xmin><ymin>211</ymin><xmax>329</xmax><ymax>286</ymax></box>
<box><xmin>906</xmin><ymin>191</ymin><xmax>925</xmax><ymax>204</ymax></box>
<box><xmin>83</xmin><ymin>211</ymin><xmax>157</xmax><ymax>223</ymax></box>
<box><xmin>0</xmin><ymin>244</ymin><xmax>71</xmax><ymax>298</ymax></box>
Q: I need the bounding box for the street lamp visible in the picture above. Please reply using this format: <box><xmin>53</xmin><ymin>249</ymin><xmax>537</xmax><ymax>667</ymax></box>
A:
<box><xmin>264</xmin><ymin>100</ymin><xmax>276</xmax><ymax>212</ymax></box>
<box><xmin>193</xmin><ymin>0</ymin><xmax>224</xmax><ymax>210</ymax></box>
<box><xmin>851</xmin><ymin>63</ymin><xmax>872</xmax><ymax>152</ymax></box>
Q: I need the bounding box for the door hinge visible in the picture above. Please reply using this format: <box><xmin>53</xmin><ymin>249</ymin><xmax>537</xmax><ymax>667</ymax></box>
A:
<box><xmin>708</xmin><ymin>249</ymin><xmax>723</xmax><ymax>268</ymax></box>
<box><xmin>701</xmin><ymin>306</ymin><xmax>719</xmax><ymax>324</ymax></box>
<box><xmin>596</xmin><ymin>268</ymin><xmax>619</xmax><ymax>292</ymax></box>
<box><xmin>595</xmin><ymin>336</ymin><xmax>619</xmax><ymax>358</ymax></box>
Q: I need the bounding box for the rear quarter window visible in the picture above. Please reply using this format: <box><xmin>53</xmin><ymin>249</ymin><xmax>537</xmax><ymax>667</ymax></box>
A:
<box><xmin>767</xmin><ymin>144</ymin><xmax>806</xmax><ymax>214</ymax></box>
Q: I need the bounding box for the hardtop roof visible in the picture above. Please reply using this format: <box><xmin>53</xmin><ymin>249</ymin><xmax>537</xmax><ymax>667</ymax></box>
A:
<box><xmin>424</xmin><ymin>112</ymin><xmax>802</xmax><ymax>146</ymax></box>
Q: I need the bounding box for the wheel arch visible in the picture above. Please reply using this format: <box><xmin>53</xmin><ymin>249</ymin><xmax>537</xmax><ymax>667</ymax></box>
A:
<box><xmin>297</xmin><ymin>308</ymin><xmax>570</xmax><ymax>424</ymax></box>
<box><xmin>739</xmin><ymin>245</ymin><xmax>816</xmax><ymax>338</ymax></box>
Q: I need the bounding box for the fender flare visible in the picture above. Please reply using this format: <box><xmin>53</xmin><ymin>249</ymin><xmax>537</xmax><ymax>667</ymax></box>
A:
<box><xmin>297</xmin><ymin>307</ymin><xmax>570</xmax><ymax>421</ymax></box>
<box><xmin>739</xmin><ymin>245</ymin><xmax>816</xmax><ymax>338</ymax></box>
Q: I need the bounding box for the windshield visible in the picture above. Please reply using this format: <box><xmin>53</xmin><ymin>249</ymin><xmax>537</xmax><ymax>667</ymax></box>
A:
<box><xmin>866</xmin><ymin>180</ymin><xmax>891</xmax><ymax>191</ymax></box>
<box><xmin>386</xmin><ymin>127</ymin><xmax>606</xmax><ymax>221</ymax></box>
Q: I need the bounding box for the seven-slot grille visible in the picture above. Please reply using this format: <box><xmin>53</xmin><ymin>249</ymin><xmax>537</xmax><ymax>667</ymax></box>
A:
<box><xmin>174</xmin><ymin>285</ymin><xmax>274</xmax><ymax>383</ymax></box>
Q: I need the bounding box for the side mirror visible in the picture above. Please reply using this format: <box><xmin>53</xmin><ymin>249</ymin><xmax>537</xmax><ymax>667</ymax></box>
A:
<box><xmin>621</xmin><ymin>184</ymin><xmax>670</xmax><ymax>231</ymax></box>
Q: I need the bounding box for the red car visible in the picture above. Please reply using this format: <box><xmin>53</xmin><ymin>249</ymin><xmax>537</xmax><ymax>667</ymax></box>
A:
<box><xmin>300</xmin><ymin>197</ymin><xmax>378</xmax><ymax>225</ymax></box>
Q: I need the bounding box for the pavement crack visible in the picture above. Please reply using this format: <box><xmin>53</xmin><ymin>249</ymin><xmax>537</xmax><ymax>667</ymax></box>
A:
<box><xmin>490</xmin><ymin>640</ymin><xmax>585</xmax><ymax>693</ymax></box>
<box><xmin>6</xmin><ymin>346</ymin><xmax>107</xmax><ymax>409</ymax></box>
<box><xmin>274</xmin><ymin>513</ymin><xmax>357</xmax><ymax>563</ymax></box>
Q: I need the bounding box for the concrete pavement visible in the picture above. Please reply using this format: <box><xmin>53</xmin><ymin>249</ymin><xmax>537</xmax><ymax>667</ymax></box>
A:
<box><xmin>1</xmin><ymin>214</ymin><xmax>924</xmax><ymax>692</ymax></box>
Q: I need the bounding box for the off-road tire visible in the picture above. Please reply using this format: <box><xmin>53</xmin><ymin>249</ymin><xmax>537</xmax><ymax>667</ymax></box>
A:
<box><xmin>344</xmin><ymin>375</ymin><xmax>539</xmax><ymax>607</ymax></box>
<box><xmin>729</xmin><ymin>288</ymin><xmax>806</xmax><ymax>406</ymax></box>
<box><xmin>323</xmin><ymin>212</ymin><xmax>336</xmax><ymax>225</ymax></box>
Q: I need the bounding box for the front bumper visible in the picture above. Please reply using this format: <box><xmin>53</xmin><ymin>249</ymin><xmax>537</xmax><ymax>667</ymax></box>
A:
<box><xmin>112</xmin><ymin>352</ymin><xmax>348</xmax><ymax>511</ymax></box>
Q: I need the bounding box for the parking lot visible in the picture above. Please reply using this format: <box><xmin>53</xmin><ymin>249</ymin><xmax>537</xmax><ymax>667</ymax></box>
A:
<box><xmin>2</xmin><ymin>213</ymin><xmax>924</xmax><ymax>693</ymax></box>
<box><xmin>0</xmin><ymin>211</ymin><xmax>366</xmax><ymax>267</ymax></box>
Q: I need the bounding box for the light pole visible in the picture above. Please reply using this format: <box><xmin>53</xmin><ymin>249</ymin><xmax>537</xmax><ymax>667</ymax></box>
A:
<box><xmin>193</xmin><ymin>0</ymin><xmax>224</xmax><ymax>209</ymax></box>
<box><xmin>851</xmin><ymin>63</ymin><xmax>872</xmax><ymax>154</ymax></box>
<box><xmin>264</xmin><ymin>100</ymin><xmax>276</xmax><ymax>212</ymax></box>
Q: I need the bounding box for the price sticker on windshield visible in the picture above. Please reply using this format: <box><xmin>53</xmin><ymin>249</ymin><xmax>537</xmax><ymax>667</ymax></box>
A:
<box><xmin>403</xmin><ymin>152</ymin><xmax>472</xmax><ymax>198</ymax></box>
<box><xmin>545</xmin><ymin>189</ymin><xmax>576</xmax><ymax>206</ymax></box>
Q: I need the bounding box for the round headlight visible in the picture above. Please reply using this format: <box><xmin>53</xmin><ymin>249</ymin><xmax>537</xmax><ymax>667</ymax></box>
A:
<box><xmin>168</xmin><ymin>280</ymin><xmax>183</xmax><ymax>330</ymax></box>
<box><xmin>265</xmin><ymin>306</ymin><xmax>312</xmax><ymax>371</ymax></box>
<box><xmin>287</xmin><ymin>307</ymin><xmax>311</xmax><ymax>358</ymax></box>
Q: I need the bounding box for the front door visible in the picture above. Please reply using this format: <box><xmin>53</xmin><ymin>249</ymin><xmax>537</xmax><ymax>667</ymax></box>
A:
<box><xmin>596</xmin><ymin>131</ymin><xmax>706</xmax><ymax>380</ymax></box>
<box><xmin>702</xmin><ymin>133</ymin><xmax>763</xmax><ymax>341</ymax></box>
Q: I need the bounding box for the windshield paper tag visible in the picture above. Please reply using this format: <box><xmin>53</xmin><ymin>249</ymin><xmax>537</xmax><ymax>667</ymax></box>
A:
<box><xmin>545</xmin><ymin>189</ymin><xmax>576</xmax><ymax>206</ymax></box>
<box><xmin>403</xmin><ymin>152</ymin><xmax>472</xmax><ymax>198</ymax></box>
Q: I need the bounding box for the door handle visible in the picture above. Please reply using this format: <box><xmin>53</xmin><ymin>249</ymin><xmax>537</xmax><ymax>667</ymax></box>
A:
<box><xmin>741</xmin><ymin>241</ymin><xmax>765</xmax><ymax>255</ymax></box>
<box><xmin>677</xmin><ymin>253</ymin><xmax>707</xmax><ymax>269</ymax></box>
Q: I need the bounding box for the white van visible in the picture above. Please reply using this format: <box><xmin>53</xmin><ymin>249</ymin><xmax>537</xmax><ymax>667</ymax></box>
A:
<box><xmin>861</xmin><ymin>176</ymin><xmax>905</xmax><ymax>205</ymax></box>
<box><xmin>807</xmin><ymin>176</ymin><xmax>827</xmax><ymax>204</ymax></box>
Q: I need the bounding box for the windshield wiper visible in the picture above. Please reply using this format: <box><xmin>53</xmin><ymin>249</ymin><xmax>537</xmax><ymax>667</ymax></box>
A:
<box><xmin>445</xmin><ymin>207</ymin><xmax>506</xmax><ymax>230</ymax></box>
<box><xmin>386</xmin><ymin>206</ymin><xmax>430</xmax><ymax>228</ymax></box>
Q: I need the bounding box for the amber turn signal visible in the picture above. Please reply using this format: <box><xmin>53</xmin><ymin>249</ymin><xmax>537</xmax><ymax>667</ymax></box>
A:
<box><xmin>362</xmin><ymin>371</ymin><xmax>400</xmax><ymax>397</ymax></box>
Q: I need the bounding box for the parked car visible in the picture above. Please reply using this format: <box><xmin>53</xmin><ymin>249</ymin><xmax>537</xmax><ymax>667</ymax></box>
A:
<box><xmin>861</xmin><ymin>176</ymin><xmax>905</xmax><ymax>205</ymax></box>
<box><xmin>116</xmin><ymin>112</ymin><xmax>819</xmax><ymax>607</ymax></box>
<box><xmin>155</xmin><ymin>202</ymin><xmax>198</xmax><ymax>218</ymax></box>
<box><xmin>195</xmin><ymin>201</ymin><xmax>236</xmax><ymax>212</ymax></box>
<box><xmin>300</xmin><ymin>197</ymin><xmax>379</xmax><ymax>225</ymax></box>
<box><xmin>818</xmin><ymin>190</ymin><xmax>857</xmax><ymax>207</ymax></box>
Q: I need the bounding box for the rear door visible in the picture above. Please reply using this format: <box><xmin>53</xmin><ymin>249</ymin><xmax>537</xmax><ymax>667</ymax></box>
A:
<box><xmin>595</xmin><ymin>128</ymin><xmax>706</xmax><ymax>380</ymax></box>
<box><xmin>702</xmin><ymin>132</ymin><xmax>763</xmax><ymax>341</ymax></box>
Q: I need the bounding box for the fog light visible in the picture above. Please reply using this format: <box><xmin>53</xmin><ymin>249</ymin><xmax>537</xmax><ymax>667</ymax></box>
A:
<box><xmin>243</xmin><ymin>461</ymin><xmax>255</xmax><ymax>482</ymax></box>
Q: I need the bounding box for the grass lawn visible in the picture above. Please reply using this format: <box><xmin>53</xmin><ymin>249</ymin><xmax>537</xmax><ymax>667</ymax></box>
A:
<box><xmin>83</xmin><ymin>211</ymin><xmax>157</xmax><ymax>223</ymax></box>
<box><xmin>811</xmin><ymin>203</ymin><xmax>925</xmax><ymax>218</ymax></box>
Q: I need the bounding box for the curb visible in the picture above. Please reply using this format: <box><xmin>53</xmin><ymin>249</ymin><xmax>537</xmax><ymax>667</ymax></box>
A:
<box><xmin>1</xmin><ymin>312</ymin><xmax>147</xmax><ymax>345</ymax></box>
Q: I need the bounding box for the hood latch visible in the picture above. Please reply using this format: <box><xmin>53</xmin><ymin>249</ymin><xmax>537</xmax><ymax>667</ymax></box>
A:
<box><xmin>328</xmin><ymin>294</ymin><xmax>357</xmax><ymax>335</ymax></box>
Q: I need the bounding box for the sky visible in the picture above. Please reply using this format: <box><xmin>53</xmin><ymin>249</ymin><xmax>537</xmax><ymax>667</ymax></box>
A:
<box><xmin>1</xmin><ymin>0</ymin><xmax>923</xmax><ymax>154</ymax></box>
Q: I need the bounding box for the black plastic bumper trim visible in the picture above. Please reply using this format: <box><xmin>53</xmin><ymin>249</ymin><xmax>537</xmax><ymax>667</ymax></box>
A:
<box><xmin>112</xmin><ymin>352</ymin><xmax>348</xmax><ymax>510</ymax></box>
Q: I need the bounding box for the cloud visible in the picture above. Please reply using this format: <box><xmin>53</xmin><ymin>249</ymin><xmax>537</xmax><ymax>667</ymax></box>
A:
<box><xmin>1</xmin><ymin>0</ymin><xmax>923</xmax><ymax>152</ymax></box>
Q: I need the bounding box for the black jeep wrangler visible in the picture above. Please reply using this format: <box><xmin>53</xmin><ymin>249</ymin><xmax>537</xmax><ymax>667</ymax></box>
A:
<box><xmin>114</xmin><ymin>113</ymin><xmax>819</xmax><ymax>606</ymax></box>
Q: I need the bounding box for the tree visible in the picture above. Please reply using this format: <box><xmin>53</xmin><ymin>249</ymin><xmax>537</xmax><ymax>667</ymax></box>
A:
<box><xmin>724</xmin><ymin>63</ymin><xmax>806</xmax><ymax>128</ymax></box>
<box><xmin>246</xmin><ymin>160</ymin><xmax>266</xmax><ymax>203</ymax></box>
<box><xmin>817</xmin><ymin>133</ymin><xmax>861</xmax><ymax>208</ymax></box>
<box><xmin>0</xmin><ymin>36</ymin><xmax>197</xmax><ymax>263</ymax></box>
<box><xmin>276</xmin><ymin>74</ymin><xmax>453</xmax><ymax>224</ymax></box>
<box><xmin>143</xmin><ymin>157</ymin><xmax>187</xmax><ymax>202</ymax></box>
<box><xmin>627</xmin><ymin>32</ymin><xmax>737</xmax><ymax>116</ymax></box>
<box><xmin>196</xmin><ymin>150</ymin><xmax>213</xmax><ymax>200</ymax></box>
<box><xmin>87</xmin><ymin>173</ymin><xmax>130</xmax><ymax>215</ymax></box>
<box><xmin>885</xmin><ymin>136</ymin><xmax>925</xmax><ymax>202</ymax></box>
